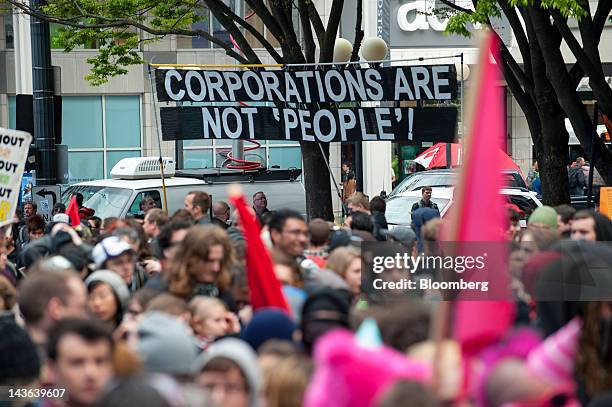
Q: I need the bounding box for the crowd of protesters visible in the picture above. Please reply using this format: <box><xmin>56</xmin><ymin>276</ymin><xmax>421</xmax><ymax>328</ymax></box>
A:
<box><xmin>1</xmin><ymin>184</ymin><xmax>612</xmax><ymax>407</ymax></box>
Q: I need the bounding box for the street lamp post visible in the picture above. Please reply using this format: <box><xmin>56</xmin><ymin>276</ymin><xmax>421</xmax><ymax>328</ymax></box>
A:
<box><xmin>360</xmin><ymin>37</ymin><xmax>389</xmax><ymax>196</ymax></box>
<box><xmin>30</xmin><ymin>0</ymin><xmax>56</xmax><ymax>186</ymax></box>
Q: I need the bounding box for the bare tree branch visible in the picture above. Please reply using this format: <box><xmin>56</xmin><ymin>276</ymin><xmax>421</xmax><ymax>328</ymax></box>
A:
<box><xmin>551</xmin><ymin>11</ymin><xmax>600</xmax><ymax>79</ymax></box>
<box><xmin>320</xmin><ymin>0</ymin><xmax>343</xmax><ymax>62</ymax></box>
<box><xmin>244</xmin><ymin>0</ymin><xmax>286</xmax><ymax>46</ymax></box>
<box><xmin>270</xmin><ymin>0</ymin><xmax>304</xmax><ymax>62</ymax></box>
<box><xmin>350</xmin><ymin>0</ymin><xmax>363</xmax><ymax>62</ymax></box>
<box><xmin>498</xmin><ymin>0</ymin><xmax>532</xmax><ymax>84</ymax></box>
<box><xmin>439</xmin><ymin>0</ymin><xmax>472</xmax><ymax>14</ymax></box>
<box><xmin>204</xmin><ymin>0</ymin><xmax>261</xmax><ymax>63</ymax></box>
<box><xmin>205</xmin><ymin>0</ymin><xmax>282</xmax><ymax>63</ymax></box>
<box><xmin>298</xmin><ymin>0</ymin><xmax>316</xmax><ymax>63</ymax></box>
<box><xmin>592</xmin><ymin>0</ymin><xmax>612</xmax><ymax>37</ymax></box>
<box><xmin>307</xmin><ymin>2</ymin><xmax>324</xmax><ymax>46</ymax></box>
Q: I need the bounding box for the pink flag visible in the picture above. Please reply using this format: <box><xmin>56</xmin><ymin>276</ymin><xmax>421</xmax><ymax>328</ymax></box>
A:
<box><xmin>442</xmin><ymin>31</ymin><xmax>515</xmax><ymax>354</ymax></box>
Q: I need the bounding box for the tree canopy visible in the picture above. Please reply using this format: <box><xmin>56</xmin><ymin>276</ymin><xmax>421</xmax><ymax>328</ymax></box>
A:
<box><xmin>440</xmin><ymin>0</ymin><xmax>612</xmax><ymax>204</ymax></box>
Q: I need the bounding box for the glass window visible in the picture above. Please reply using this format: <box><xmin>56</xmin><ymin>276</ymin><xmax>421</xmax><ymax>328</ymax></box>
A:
<box><xmin>68</xmin><ymin>152</ymin><xmax>104</xmax><ymax>182</ymax></box>
<box><xmin>61</xmin><ymin>185</ymin><xmax>133</xmax><ymax>219</ymax></box>
<box><xmin>128</xmin><ymin>190</ymin><xmax>162</xmax><ymax>217</ymax></box>
<box><xmin>106</xmin><ymin>150</ymin><xmax>141</xmax><ymax>178</ymax></box>
<box><xmin>4</xmin><ymin>13</ymin><xmax>13</xmax><ymax>49</ymax></box>
<box><xmin>184</xmin><ymin>149</ymin><xmax>214</xmax><ymax>169</ymax></box>
<box><xmin>268</xmin><ymin>147</ymin><xmax>301</xmax><ymax>169</ymax></box>
<box><xmin>192</xmin><ymin>18</ymin><xmax>211</xmax><ymax>49</ymax></box>
<box><xmin>63</xmin><ymin>96</ymin><xmax>103</xmax><ymax>148</ymax></box>
<box><xmin>176</xmin><ymin>7</ymin><xmax>210</xmax><ymax>49</ymax></box>
<box><xmin>183</xmin><ymin>140</ymin><xmax>213</xmax><ymax>147</ymax></box>
<box><xmin>507</xmin><ymin>195</ymin><xmax>538</xmax><ymax>219</ymax></box>
<box><xmin>8</xmin><ymin>96</ymin><xmax>16</xmax><ymax>129</ymax></box>
<box><xmin>105</xmin><ymin>96</ymin><xmax>141</xmax><ymax>148</ymax></box>
<box><xmin>268</xmin><ymin>140</ymin><xmax>300</xmax><ymax>145</ymax></box>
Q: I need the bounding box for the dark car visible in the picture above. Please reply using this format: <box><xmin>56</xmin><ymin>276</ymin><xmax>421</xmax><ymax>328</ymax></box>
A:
<box><xmin>388</xmin><ymin>169</ymin><xmax>527</xmax><ymax>198</ymax></box>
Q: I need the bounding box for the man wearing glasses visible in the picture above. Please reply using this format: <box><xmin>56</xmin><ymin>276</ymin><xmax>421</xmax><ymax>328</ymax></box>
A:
<box><xmin>252</xmin><ymin>191</ymin><xmax>270</xmax><ymax>224</ymax></box>
<box><xmin>268</xmin><ymin>209</ymin><xmax>310</xmax><ymax>263</ymax></box>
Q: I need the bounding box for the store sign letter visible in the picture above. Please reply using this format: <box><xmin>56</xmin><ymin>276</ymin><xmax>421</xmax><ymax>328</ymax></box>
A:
<box><xmin>397</xmin><ymin>0</ymin><xmax>448</xmax><ymax>32</ymax></box>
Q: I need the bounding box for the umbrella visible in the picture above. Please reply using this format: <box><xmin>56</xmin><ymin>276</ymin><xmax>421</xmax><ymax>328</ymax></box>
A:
<box><xmin>413</xmin><ymin>142</ymin><xmax>521</xmax><ymax>172</ymax></box>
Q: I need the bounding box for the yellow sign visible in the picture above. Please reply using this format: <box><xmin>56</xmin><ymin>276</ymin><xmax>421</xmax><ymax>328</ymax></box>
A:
<box><xmin>601</xmin><ymin>187</ymin><xmax>612</xmax><ymax>220</ymax></box>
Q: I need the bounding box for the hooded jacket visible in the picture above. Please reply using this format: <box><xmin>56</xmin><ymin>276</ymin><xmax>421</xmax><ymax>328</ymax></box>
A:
<box><xmin>192</xmin><ymin>338</ymin><xmax>262</xmax><ymax>407</ymax></box>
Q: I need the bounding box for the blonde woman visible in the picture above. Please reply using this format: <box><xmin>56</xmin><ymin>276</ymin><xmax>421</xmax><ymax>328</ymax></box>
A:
<box><xmin>264</xmin><ymin>355</ymin><xmax>313</xmax><ymax>407</ymax></box>
<box><xmin>325</xmin><ymin>246</ymin><xmax>361</xmax><ymax>296</ymax></box>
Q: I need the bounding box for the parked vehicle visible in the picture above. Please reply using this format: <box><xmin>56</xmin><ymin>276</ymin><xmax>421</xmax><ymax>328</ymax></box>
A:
<box><xmin>61</xmin><ymin>157</ymin><xmax>306</xmax><ymax>219</ymax></box>
<box><xmin>385</xmin><ymin>187</ymin><xmax>542</xmax><ymax>229</ymax></box>
<box><xmin>389</xmin><ymin>169</ymin><xmax>528</xmax><ymax>198</ymax></box>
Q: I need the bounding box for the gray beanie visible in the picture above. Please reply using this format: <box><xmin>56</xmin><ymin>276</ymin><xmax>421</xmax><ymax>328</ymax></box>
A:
<box><xmin>136</xmin><ymin>312</ymin><xmax>198</xmax><ymax>377</ymax></box>
<box><xmin>85</xmin><ymin>270</ymin><xmax>130</xmax><ymax>310</ymax></box>
<box><xmin>192</xmin><ymin>338</ymin><xmax>261</xmax><ymax>407</ymax></box>
<box><xmin>384</xmin><ymin>226</ymin><xmax>417</xmax><ymax>249</ymax></box>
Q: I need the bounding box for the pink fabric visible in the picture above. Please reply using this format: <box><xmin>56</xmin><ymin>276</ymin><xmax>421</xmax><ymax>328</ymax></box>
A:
<box><xmin>527</xmin><ymin>318</ymin><xmax>581</xmax><ymax>385</ymax></box>
<box><xmin>475</xmin><ymin>328</ymin><xmax>542</xmax><ymax>407</ymax></box>
<box><xmin>437</xmin><ymin>33</ymin><xmax>516</xmax><ymax>402</ymax></box>
<box><xmin>303</xmin><ymin>329</ymin><xmax>431</xmax><ymax>407</ymax></box>
<box><xmin>442</xmin><ymin>32</ymin><xmax>515</xmax><ymax>354</ymax></box>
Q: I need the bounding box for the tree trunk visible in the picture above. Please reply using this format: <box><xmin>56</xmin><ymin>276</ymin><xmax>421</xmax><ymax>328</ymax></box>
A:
<box><xmin>530</xmin><ymin>6</ymin><xmax>612</xmax><ymax>184</ymax></box>
<box><xmin>526</xmin><ymin>22</ymin><xmax>571</xmax><ymax>206</ymax></box>
<box><xmin>300</xmin><ymin>142</ymin><xmax>334</xmax><ymax>221</ymax></box>
<box><xmin>539</xmin><ymin>115</ymin><xmax>571</xmax><ymax>206</ymax></box>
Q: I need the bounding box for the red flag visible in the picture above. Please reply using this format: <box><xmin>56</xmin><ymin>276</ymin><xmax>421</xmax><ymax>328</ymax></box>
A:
<box><xmin>66</xmin><ymin>195</ymin><xmax>80</xmax><ymax>227</ymax></box>
<box><xmin>229</xmin><ymin>187</ymin><xmax>290</xmax><ymax>314</ymax></box>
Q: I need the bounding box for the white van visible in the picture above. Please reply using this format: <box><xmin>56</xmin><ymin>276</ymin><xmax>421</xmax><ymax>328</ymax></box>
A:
<box><xmin>61</xmin><ymin>157</ymin><xmax>306</xmax><ymax>219</ymax></box>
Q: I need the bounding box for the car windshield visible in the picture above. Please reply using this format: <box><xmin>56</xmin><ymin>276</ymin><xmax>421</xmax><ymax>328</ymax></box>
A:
<box><xmin>62</xmin><ymin>185</ymin><xmax>133</xmax><ymax>219</ymax></box>
<box><xmin>385</xmin><ymin>196</ymin><xmax>450</xmax><ymax>225</ymax></box>
<box><xmin>391</xmin><ymin>171</ymin><xmax>525</xmax><ymax>197</ymax></box>
<box><xmin>391</xmin><ymin>173</ymin><xmax>457</xmax><ymax>196</ymax></box>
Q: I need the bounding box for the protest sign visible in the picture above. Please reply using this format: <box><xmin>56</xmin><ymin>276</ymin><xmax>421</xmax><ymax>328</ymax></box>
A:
<box><xmin>156</xmin><ymin>65</ymin><xmax>458</xmax><ymax>104</ymax></box>
<box><xmin>160</xmin><ymin>106</ymin><xmax>457</xmax><ymax>143</ymax></box>
<box><xmin>0</xmin><ymin>127</ymin><xmax>32</xmax><ymax>227</ymax></box>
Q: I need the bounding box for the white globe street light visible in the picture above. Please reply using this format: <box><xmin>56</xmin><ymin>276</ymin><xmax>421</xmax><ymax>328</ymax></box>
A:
<box><xmin>454</xmin><ymin>61</ymin><xmax>471</xmax><ymax>81</ymax></box>
<box><xmin>333</xmin><ymin>38</ymin><xmax>353</xmax><ymax>63</ymax></box>
<box><xmin>360</xmin><ymin>37</ymin><xmax>388</xmax><ymax>62</ymax></box>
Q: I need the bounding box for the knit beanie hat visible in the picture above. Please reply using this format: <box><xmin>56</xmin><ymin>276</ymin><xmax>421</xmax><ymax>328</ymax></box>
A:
<box><xmin>527</xmin><ymin>317</ymin><xmax>581</xmax><ymax>385</ymax></box>
<box><xmin>241</xmin><ymin>308</ymin><xmax>296</xmax><ymax>351</ymax></box>
<box><xmin>528</xmin><ymin>206</ymin><xmax>558</xmax><ymax>230</ymax></box>
<box><xmin>193</xmin><ymin>338</ymin><xmax>261</xmax><ymax>407</ymax></box>
<box><xmin>136</xmin><ymin>312</ymin><xmax>198</xmax><ymax>377</ymax></box>
<box><xmin>85</xmin><ymin>270</ymin><xmax>131</xmax><ymax>311</ymax></box>
<box><xmin>0</xmin><ymin>315</ymin><xmax>40</xmax><ymax>382</ymax></box>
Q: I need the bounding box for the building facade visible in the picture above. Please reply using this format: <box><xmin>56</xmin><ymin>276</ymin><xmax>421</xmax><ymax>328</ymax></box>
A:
<box><xmin>1</xmin><ymin>1</ymin><xmax>609</xmax><ymax>220</ymax></box>
<box><xmin>0</xmin><ymin>5</ymin><xmax>303</xmax><ymax>184</ymax></box>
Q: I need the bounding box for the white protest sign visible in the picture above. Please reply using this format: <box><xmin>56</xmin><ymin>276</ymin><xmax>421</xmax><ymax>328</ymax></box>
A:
<box><xmin>0</xmin><ymin>127</ymin><xmax>33</xmax><ymax>227</ymax></box>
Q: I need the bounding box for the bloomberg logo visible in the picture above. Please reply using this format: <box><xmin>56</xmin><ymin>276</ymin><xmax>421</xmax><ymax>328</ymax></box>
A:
<box><xmin>397</xmin><ymin>0</ymin><xmax>480</xmax><ymax>32</ymax></box>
